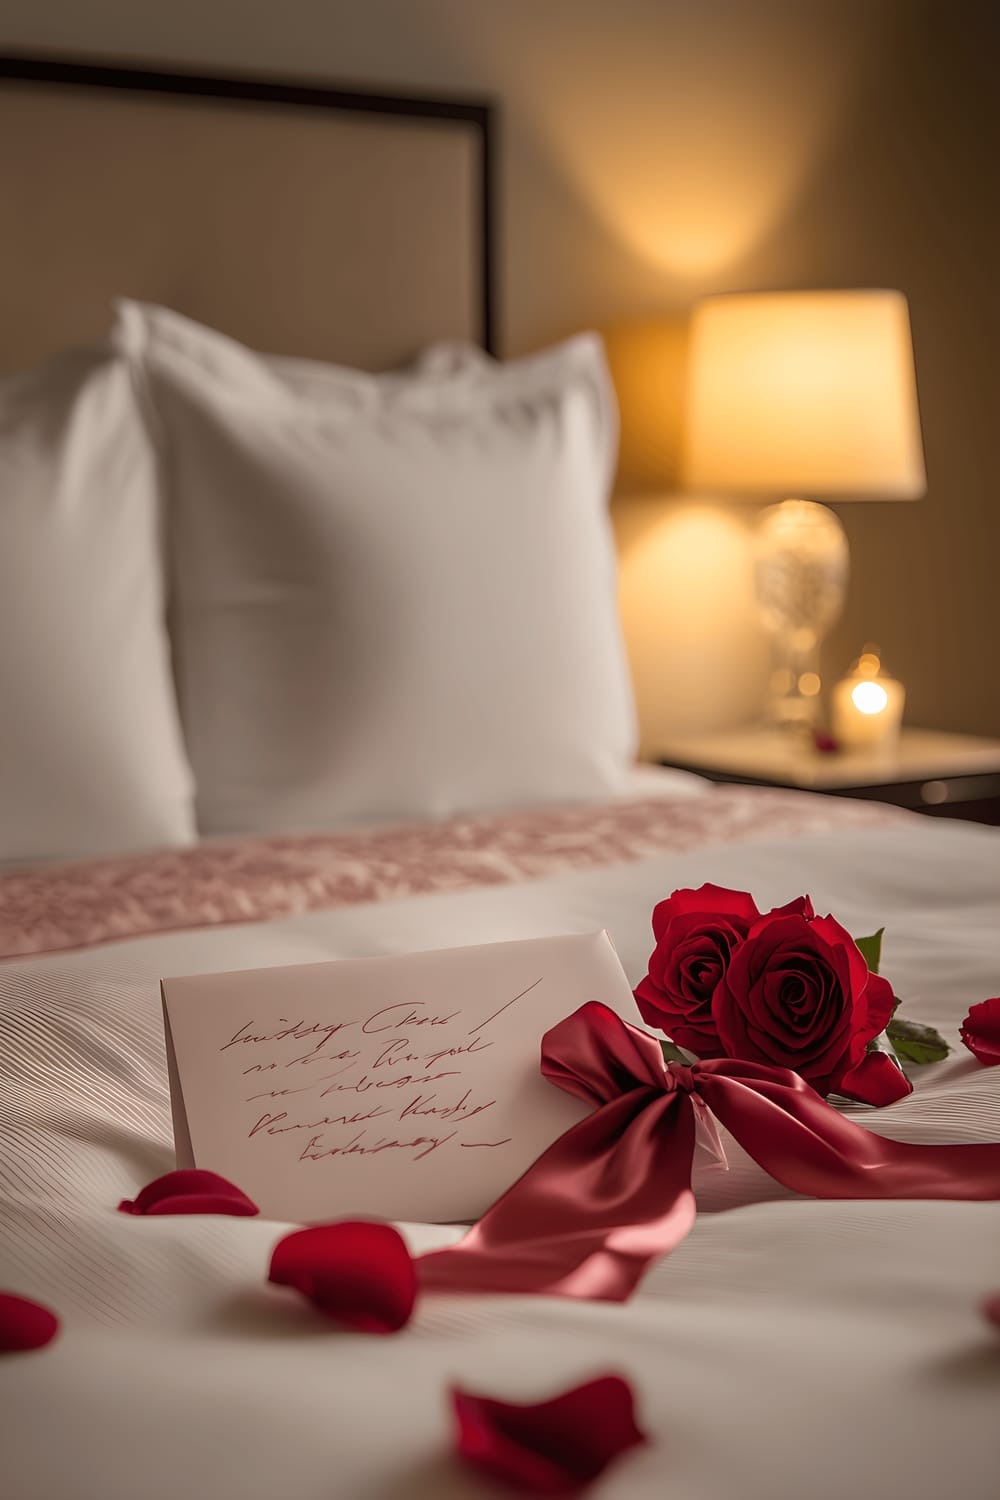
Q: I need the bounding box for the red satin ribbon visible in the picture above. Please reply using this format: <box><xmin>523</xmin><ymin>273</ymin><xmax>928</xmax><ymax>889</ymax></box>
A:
<box><xmin>419</xmin><ymin>1002</ymin><xmax>1000</xmax><ymax>1302</ymax></box>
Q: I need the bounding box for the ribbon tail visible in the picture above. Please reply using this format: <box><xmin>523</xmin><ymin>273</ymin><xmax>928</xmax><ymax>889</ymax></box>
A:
<box><xmin>698</xmin><ymin>1069</ymin><xmax>1000</xmax><ymax>1201</ymax></box>
<box><xmin>418</xmin><ymin>1089</ymin><xmax>696</xmax><ymax>1302</ymax></box>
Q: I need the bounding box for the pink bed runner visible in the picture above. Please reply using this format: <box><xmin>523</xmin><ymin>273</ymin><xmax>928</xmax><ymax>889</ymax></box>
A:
<box><xmin>0</xmin><ymin>788</ymin><xmax>903</xmax><ymax>960</ymax></box>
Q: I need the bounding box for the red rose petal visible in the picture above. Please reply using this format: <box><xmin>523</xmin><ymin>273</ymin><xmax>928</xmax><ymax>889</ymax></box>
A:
<box><xmin>983</xmin><ymin>1293</ymin><xmax>1000</xmax><ymax>1330</ymax></box>
<box><xmin>808</xmin><ymin>912</ymin><xmax>871</xmax><ymax>999</ymax></box>
<box><xmin>0</xmin><ymin>1292</ymin><xmax>60</xmax><ymax>1353</ymax></box>
<box><xmin>452</xmin><ymin>1374</ymin><xmax>646</xmax><ymax>1494</ymax></box>
<box><xmin>268</xmin><ymin>1222</ymin><xmax>416</xmax><ymax>1333</ymax></box>
<box><xmin>835</xmin><ymin>1050</ymin><xmax>913</xmax><ymax>1106</ymax></box>
<box><xmin>767</xmin><ymin>894</ymin><xmax>816</xmax><ymax>920</ymax></box>
<box><xmin>651</xmin><ymin>884</ymin><xmax>759</xmax><ymax>941</ymax></box>
<box><xmin>960</xmin><ymin>998</ymin><xmax>1000</xmax><ymax>1066</ymax></box>
<box><xmin>118</xmin><ymin>1169</ymin><xmax>259</xmax><ymax>1217</ymax></box>
<box><xmin>863</xmin><ymin>973</ymin><xmax>897</xmax><ymax>1039</ymax></box>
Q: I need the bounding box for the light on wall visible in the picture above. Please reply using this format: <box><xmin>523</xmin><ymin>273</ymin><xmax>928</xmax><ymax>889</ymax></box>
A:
<box><xmin>682</xmin><ymin>288</ymin><xmax>925</xmax><ymax>727</ymax></box>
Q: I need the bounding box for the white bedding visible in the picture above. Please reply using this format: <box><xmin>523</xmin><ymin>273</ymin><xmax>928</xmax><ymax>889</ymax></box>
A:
<box><xmin>2</xmin><ymin>779</ymin><xmax>999</xmax><ymax>1499</ymax></box>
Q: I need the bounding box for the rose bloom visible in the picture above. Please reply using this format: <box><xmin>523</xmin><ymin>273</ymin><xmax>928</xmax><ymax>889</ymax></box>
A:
<box><xmin>633</xmin><ymin>884</ymin><xmax>761</xmax><ymax>1054</ymax></box>
<box><xmin>634</xmin><ymin>884</ymin><xmax>813</xmax><ymax>1057</ymax></box>
<box><xmin>712</xmin><ymin>907</ymin><xmax>897</xmax><ymax>1096</ymax></box>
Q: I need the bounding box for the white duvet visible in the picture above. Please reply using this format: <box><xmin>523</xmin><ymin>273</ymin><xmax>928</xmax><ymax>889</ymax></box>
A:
<box><xmin>2</xmin><ymin>781</ymin><xmax>999</xmax><ymax>1500</ymax></box>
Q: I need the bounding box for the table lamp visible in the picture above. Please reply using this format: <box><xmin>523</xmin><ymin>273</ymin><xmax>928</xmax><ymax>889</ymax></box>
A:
<box><xmin>682</xmin><ymin>289</ymin><xmax>925</xmax><ymax>728</ymax></box>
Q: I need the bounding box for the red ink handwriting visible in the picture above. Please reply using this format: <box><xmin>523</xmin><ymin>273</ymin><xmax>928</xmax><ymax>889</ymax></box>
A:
<box><xmin>371</xmin><ymin>1039</ymin><xmax>423</xmax><ymax>1069</ymax></box>
<box><xmin>468</xmin><ymin>977</ymin><xmax>544</xmax><ymax>1035</ymax></box>
<box><xmin>299</xmin><ymin>1130</ymin><xmax>458</xmax><ymax>1162</ymax></box>
<box><xmin>249</xmin><ymin>1104</ymin><xmax>391</xmax><ymax>1139</ymax></box>
<box><xmin>362</xmin><ymin>1003</ymin><xmax>460</xmax><ymax>1036</ymax></box>
<box><xmin>399</xmin><ymin>1089</ymin><xmax>496</xmax><ymax>1124</ymax></box>
<box><xmin>223</xmin><ymin>1017</ymin><xmax>358</xmax><ymax>1058</ymax></box>
<box><xmin>422</xmin><ymin>1035</ymin><xmax>493</xmax><ymax>1069</ymax></box>
<box><xmin>318</xmin><ymin>1068</ymin><xmax>461</xmax><ymax>1097</ymax></box>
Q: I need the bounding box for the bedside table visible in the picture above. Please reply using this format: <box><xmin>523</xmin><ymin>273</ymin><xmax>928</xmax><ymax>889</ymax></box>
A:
<box><xmin>654</xmin><ymin>728</ymin><xmax>1000</xmax><ymax>825</ymax></box>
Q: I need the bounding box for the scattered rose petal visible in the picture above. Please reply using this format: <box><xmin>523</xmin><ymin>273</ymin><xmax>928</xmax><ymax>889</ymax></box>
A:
<box><xmin>983</xmin><ymin>1293</ymin><xmax>1000</xmax><ymax>1330</ymax></box>
<box><xmin>451</xmin><ymin>1374</ymin><xmax>646</xmax><ymax>1493</ymax></box>
<box><xmin>118</xmin><ymin>1169</ymin><xmax>259</xmax><ymax>1217</ymax></box>
<box><xmin>0</xmin><ymin>1292</ymin><xmax>60</xmax><ymax>1353</ymax></box>
<box><xmin>836</xmin><ymin>1050</ymin><xmax>913</xmax><ymax>1106</ymax></box>
<box><xmin>960</xmin><ymin>998</ymin><xmax>1000</xmax><ymax>1066</ymax></box>
<box><xmin>268</xmin><ymin>1222</ymin><xmax>416</xmax><ymax>1333</ymax></box>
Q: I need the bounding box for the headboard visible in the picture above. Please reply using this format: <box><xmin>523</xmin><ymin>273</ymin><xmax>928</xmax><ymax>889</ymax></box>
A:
<box><xmin>0</xmin><ymin>54</ymin><xmax>496</xmax><ymax>373</ymax></box>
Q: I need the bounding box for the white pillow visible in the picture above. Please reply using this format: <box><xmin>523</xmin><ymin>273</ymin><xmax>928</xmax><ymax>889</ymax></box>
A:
<box><xmin>0</xmin><ymin>344</ymin><xmax>196</xmax><ymax>862</ymax></box>
<box><xmin>117</xmin><ymin>301</ymin><xmax>637</xmax><ymax>834</ymax></box>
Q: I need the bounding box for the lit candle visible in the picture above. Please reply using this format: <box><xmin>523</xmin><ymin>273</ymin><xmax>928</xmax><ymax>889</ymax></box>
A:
<box><xmin>831</xmin><ymin>648</ymin><xmax>905</xmax><ymax>751</ymax></box>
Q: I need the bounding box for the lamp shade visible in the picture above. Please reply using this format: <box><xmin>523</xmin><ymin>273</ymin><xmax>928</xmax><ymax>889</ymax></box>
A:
<box><xmin>682</xmin><ymin>289</ymin><xmax>925</xmax><ymax>499</ymax></box>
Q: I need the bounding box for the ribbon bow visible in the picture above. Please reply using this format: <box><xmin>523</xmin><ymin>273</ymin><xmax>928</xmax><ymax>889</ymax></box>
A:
<box><xmin>419</xmin><ymin>1002</ymin><xmax>1000</xmax><ymax>1302</ymax></box>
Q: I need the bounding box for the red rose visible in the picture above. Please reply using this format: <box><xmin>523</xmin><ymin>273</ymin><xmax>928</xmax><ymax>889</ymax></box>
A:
<box><xmin>712</xmin><ymin>908</ymin><xmax>897</xmax><ymax>1096</ymax></box>
<box><xmin>633</xmin><ymin>884</ymin><xmax>762</xmax><ymax>1053</ymax></box>
<box><xmin>960</xmin><ymin>998</ymin><xmax>1000</xmax><ymax>1066</ymax></box>
<box><xmin>634</xmin><ymin>885</ymin><xmax>815</xmax><ymax>1056</ymax></box>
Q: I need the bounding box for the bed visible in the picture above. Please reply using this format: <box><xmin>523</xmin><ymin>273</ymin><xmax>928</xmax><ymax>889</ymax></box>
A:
<box><xmin>1</xmin><ymin>55</ymin><xmax>999</xmax><ymax>1500</ymax></box>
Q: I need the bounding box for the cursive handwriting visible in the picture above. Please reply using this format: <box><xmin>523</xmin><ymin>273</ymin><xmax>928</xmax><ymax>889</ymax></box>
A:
<box><xmin>249</xmin><ymin>1104</ymin><xmax>391</xmax><ymax>1138</ymax></box>
<box><xmin>362</xmin><ymin>1002</ymin><xmax>460</xmax><ymax>1035</ymax></box>
<box><xmin>318</xmin><ymin>1067</ymin><xmax>462</xmax><ymax>1097</ymax></box>
<box><xmin>223</xmin><ymin>977</ymin><xmax>549</xmax><ymax>1177</ymax></box>
<box><xmin>370</xmin><ymin>1038</ymin><xmax>424</xmax><ymax>1069</ymax></box>
<box><xmin>222</xmin><ymin>1017</ymin><xmax>357</xmax><ymax>1059</ymax></box>
<box><xmin>246</xmin><ymin>1082</ymin><xmax>325</xmax><ymax>1101</ymax></box>
<box><xmin>468</xmin><ymin>977</ymin><xmax>544</xmax><ymax>1034</ymax></box>
<box><xmin>299</xmin><ymin>1130</ymin><xmax>457</xmax><ymax>1162</ymax></box>
<box><xmin>398</xmin><ymin>1089</ymin><xmax>496</xmax><ymax>1123</ymax></box>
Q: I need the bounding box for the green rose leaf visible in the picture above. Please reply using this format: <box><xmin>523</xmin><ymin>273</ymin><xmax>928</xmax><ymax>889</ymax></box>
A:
<box><xmin>855</xmin><ymin>928</ymin><xmax>884</xmax><ymax>975</ymax></box>
<box><xmin>885</xmin><ymin>1016</ymin><xmax>951</xmax><ymax>1065</ymax></box>
<box><xmin>659</xmin><ymin>1039</ymin><xmax>689</xmax><ymax>1065</ymax></box>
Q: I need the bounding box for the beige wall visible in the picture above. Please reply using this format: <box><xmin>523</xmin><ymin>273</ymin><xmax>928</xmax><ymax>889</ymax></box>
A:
<box><xmin>4</xmin><ymin>0</ymin><xmax>997</xmax><ymax>742</ymax></box>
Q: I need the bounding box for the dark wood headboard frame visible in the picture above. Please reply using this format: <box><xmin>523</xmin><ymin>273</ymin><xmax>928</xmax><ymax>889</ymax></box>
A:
<box><xmin>0</xmin><ymin>51</ymin><xmax>498</xmax><ymax>355</ymax></box>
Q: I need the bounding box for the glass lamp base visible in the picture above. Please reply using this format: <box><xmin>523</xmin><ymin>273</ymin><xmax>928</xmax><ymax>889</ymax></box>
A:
<box><xmin>754</xmin><ymin>499</ymin><xmax>849</xmax><ymax>731</ymax></box>
<box><xmin>762</xmin><ymin>658</ymin><xmax>823</xmax><ymax>731</ymax></box>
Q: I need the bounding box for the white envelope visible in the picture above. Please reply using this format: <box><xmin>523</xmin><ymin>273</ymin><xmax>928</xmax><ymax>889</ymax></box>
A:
<box><xmin>161</xmin><ymin>931</ymin><xmax>642</xmax><ymax>1224</ymax></box>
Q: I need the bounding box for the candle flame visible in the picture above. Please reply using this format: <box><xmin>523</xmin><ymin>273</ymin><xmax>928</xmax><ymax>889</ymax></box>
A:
<box><xmin>851</xmin><ymin>681</ymin><xmax>889</xmax><ymax>715</ymax></box>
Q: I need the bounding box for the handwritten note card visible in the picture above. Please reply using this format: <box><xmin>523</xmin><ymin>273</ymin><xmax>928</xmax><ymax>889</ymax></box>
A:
<box><xmin>161</xmin><ymin>931</ymin><xmax>637</xmax><ymax>1223</ymax></box>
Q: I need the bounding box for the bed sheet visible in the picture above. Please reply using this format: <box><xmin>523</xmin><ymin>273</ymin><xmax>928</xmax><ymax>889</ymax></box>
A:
<box><xmin>2</xmin><ymin>782</ymin><xmax>999</xmax><ymax>1499</ymax></box>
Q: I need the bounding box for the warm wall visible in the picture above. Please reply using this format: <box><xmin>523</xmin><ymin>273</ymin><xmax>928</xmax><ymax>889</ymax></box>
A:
<box><xmin>3</xmin><ymin>0</ymin><xmax>997</xmax><ymax>743</ymax></box>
